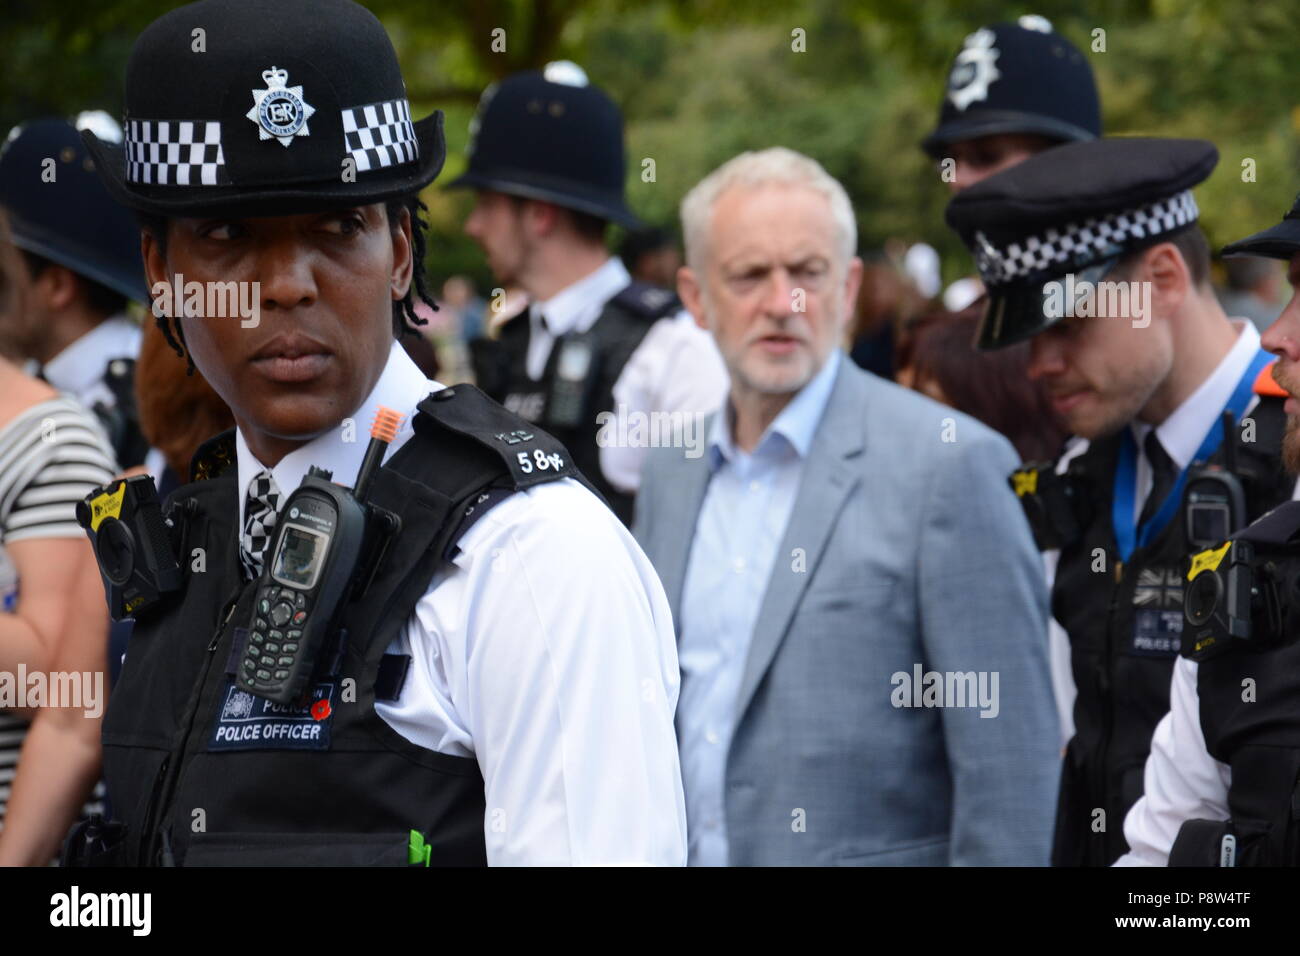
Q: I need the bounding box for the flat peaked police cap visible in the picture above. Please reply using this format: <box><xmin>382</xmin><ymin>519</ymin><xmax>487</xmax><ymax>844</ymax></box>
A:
<box><xmin>81</xmin><ymin>0</ymin><xmax>445</xmax><ymax>218</ymax></box>
<box><xmin>945</xmin><ymin>137</ymin><xmax>1218</xmax><ymax>350</ymax></box>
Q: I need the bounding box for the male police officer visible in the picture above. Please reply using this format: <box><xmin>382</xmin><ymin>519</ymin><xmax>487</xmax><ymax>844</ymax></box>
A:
<box><xmin>451</xmin><ymin>65</ymin><xmax>726</xmax><ymax>524</ymax></box>
<box><xmin>1119</xmin><ymin>194</ymin><xmax>1300</xmax><ymax>866</ymax></box>
<box><xmin>923</xmin><ymin>15</ymin><xmax>1101</xmax><ymax>194</ymax></box>
<box><xmin>68</xmin><ymin>0</ymin><xmax>686</xmax><ymax>867</ymax></box>
<box><xmin>946</xmin><ymin>138</ymin><xmax>1296</xmax><ymax>866</ymax></box>
<box><xmin>0</xmin><ymin>117</ymin><xmax>151</xmax><ymax>467</ymax></box>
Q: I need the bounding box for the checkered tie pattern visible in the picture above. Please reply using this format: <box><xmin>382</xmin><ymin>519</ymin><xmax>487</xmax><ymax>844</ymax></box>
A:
<box><xmin>240</xmin><ymin>469</ymin><xmax>282</xmax><ymax>580</ymax></box>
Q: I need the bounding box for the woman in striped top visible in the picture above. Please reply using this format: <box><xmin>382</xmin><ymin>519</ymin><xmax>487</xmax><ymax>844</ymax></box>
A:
<box><xmin>0</xmin><ymin>350</ymin><xmax>117</xmax><ymax>841</ymax></box>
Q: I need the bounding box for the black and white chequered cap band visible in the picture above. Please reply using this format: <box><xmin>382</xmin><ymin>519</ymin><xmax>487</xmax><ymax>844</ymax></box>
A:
<box><xmin>342</xmin><ymin>99</ymin><xmax>418</xmax><ymax>173</ymax></box>
<box><xmin>972</xmin><ymin>190</ymin><xmax>1200</xmax><ymax>287</ymax></box>
<box><xmin>124</xmin><ymin>97</ymin><xmax>418</xmax><ymax>185</ymax></box>
<box><xmin>126</xmin><ymin>120</ymin><xmax>229</xmax><ymax>185</ymax></box>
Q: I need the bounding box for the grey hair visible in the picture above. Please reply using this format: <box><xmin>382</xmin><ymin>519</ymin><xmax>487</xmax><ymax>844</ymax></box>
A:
<box><xmin>679</xmin><ymin>147</ymin><xmax>857</xmax><ymax>273</ymax></box>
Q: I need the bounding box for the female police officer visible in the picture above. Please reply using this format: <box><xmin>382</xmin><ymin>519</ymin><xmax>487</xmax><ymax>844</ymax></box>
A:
<box><xmin>70</xmin><ymin>0</ymin><xmax>686</xmax><ymax>866</ymax></box>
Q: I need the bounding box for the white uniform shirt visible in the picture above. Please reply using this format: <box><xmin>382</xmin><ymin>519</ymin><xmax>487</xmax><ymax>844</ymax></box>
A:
<box><xmin>1046</xmin><ymin>320</ymin><xmax>1272</xmax><ymax>750</ymax></box>
<box><xmin>39</xmin><ymin>314</ymin><xmax>142</xmax><ymax>413</ymax></box>
<box><xmin>525</xmin><ymin>256</ymin><xmax>728</xmax><ymax>494</ymax></box>
<box><xmin>234</xmin><ymin>340</ymin><xmax>688</xmax><ymax>865</ymax></box>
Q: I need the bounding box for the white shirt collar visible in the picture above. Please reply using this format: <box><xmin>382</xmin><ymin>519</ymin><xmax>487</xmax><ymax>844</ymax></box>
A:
<box><xmin>42</xmin><ymin>314</ymin><xmax>142</xmax><ymax>398</ymax></box>
<box><xmin>1133</xmin><ymin>318</ymin><xmax>1261</xmax><ymax>470</ymax></box>
<box><xmin>235</xmin><ymin>340</ymin><xmax>441</xmax><ymax>529</ymax></box>
<box><xmin>529</xmin><ymin>256</ymin><xmax>630</xmax><ymax>338</ymax></box>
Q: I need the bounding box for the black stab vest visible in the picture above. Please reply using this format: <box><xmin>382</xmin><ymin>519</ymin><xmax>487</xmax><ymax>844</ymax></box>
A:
<box><xmin>1051</xmin><ymin>395</ymin><xmax>1291</xmax><ymax>866</ymax></box>
<box><xmin>469</xmin><ymin>281</ymin><xmax>677</xmax><ymax>526</ymax></box>
<box><xmin>73</xmin><ymin>385</ymin><xmax>586</xmax><ymax>867</ymax></box>
<box><xmin>1169</xmin><ymin>501</ymin><xmax>1300</xmax><ymax>866</ymax></box>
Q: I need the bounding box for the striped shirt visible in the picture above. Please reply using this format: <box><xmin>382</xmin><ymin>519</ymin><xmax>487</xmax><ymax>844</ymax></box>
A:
<box><xmin>0</xmin><ymin>396</ymin><xmax>117</xmax><ymax>832</ymax></box>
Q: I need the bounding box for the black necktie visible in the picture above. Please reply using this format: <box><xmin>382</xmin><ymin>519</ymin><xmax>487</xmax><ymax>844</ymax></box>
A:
<box><xmin>1139</xmin><ymin>431</ymin><xmax>1176</xmax><ymax>528</ymax></box>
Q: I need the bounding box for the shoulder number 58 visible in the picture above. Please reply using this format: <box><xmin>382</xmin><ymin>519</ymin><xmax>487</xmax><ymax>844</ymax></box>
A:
<box><xmin>518</xmin><ymin>449</ymin><xmax>565</xmax><ymax>473</ymax></box>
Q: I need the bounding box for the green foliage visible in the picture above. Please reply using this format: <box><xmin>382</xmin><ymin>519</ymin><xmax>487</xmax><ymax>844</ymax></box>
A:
<box><xmin>5</xmin><ymin>0</ymin><xmax>1300</xmax><ymax>288</ymax></box>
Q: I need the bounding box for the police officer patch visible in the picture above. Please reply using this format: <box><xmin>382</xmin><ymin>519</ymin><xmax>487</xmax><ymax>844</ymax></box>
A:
<box><xmin>246</xmin><ymin>66</ymin><xmax>316</xmax><ymax>147</ymax></box>
<box><xmin>209</xmin><ymin>677</ymin><xmax>336</xmax><ymax>750</ymax></box>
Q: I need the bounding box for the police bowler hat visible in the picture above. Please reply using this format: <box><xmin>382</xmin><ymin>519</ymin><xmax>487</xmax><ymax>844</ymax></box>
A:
<box><xmin>82</xmin><ymin>0</ymin><xmax>446</xmax><ymax>219</ymax></box>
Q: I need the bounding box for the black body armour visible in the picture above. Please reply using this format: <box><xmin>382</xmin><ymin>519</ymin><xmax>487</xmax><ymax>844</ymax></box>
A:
<box><xmin>1048</xmin><ymin>396</ymin><xmax>1291</xmax><ymax>867</ymax></box>
<box><xmin>92</xmin><ymin>357</ymin><xmax>151</xmax><ymax>469</ymax></box>
<box><xmin>469</xmin><ymin>281</ymin><xmax>678</xmax><ymax>526</ymax></box>
<box><xmin>1170</xmin><ymin>503</ymin><xmax>1300</xmax><ymax>866</ymax></box>
<box><xmin>66</xmin><ymin>386</ymin><xmax>586</xmax><ymax>867</ymax></box>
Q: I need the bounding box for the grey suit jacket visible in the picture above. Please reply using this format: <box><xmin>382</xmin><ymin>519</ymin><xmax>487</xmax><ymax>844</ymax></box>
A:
<box><xmin>635</xmin><ymin>360</ymin><xmax>1059</xmax><ymax>865</ymax></box>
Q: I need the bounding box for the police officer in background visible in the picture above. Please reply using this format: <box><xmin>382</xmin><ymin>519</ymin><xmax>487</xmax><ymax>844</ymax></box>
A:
<box><xmin>1120</xmin><ymin>194</ymin><xmax>1300</xmax><ymax>866</ymax></box>
<box><xmin>923</xmin><ymin>15</ymin><xmax>1101</xmax><ymax>194</ymax></box>
<box><xmin>64</xmin><ymin>0</ymin><xmax>686</xmax><ymax>867</ymax></box>
<box><xmin>946</xmin><ymin>138</ymin><xmax>1297</xmax><ymax>866</ymax></box>
<box><xmin>453</xmin><ymin>64</ymin><xmax>727</xmax><ymax>525</ymax></box>
<box><xmin>0</xmin><ymin>116</ymin><xmax>152</xmax><ymax>469</ymax></box>
<box><xmin>922</xmin><ymin>16</ymin><xmax>1102</xmax><ymax>746</ymax></box>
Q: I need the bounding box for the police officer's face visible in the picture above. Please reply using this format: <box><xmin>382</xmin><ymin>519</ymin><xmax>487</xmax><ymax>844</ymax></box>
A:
<box><xmin>1260</xmin><ymin>252</ymin><xmax>1300</xmax><ymax>473</ymax></box>
<box><xmin>944</xmin><ymin>133</ymin><xmax>1057</xmax><ymax>194</ymax></box>
<box><xmin>464</xmin><ymin>191</ymin><xmax>528</xmax><ymax>285</ymax></box>
<box><xmin>141</xmin><ymin>203</ymin><xmax>412</xmax><ymax>466</ymax></box>
<box><xmin>1026</xmin><ymin>302</ymin><xmax>1174</xmax><ymax>439</ymax></box>
<box><xmin>679</xmin><ymin>183</ymin><xmax>861</xmax><ymax>399</ymax></box>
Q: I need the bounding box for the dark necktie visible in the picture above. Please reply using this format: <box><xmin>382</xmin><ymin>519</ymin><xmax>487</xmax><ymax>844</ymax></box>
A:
<box><xmin>1139</xmin><ymin>431</ymin><xmax>1176</xmax><ymax>528</ymax></box>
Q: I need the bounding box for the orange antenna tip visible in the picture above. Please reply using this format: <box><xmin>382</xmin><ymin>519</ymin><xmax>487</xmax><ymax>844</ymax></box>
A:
<box><xmin>370</xmin><ymin>406</ymin><xmax>404</xmax><ymax>443</ymax></box>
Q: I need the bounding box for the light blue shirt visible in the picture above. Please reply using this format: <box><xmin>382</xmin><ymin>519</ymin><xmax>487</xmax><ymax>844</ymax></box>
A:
<box><xmin>677</xmin><ymin>349</ymin><xmax>842</xmax><ymax>866</ymax></box>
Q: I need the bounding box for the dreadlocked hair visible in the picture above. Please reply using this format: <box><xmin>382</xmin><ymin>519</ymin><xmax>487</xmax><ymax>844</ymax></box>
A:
<box><xmin>136</xmin><ymin>193</ymin><xmax>437</xmax><ymax>375</ymax></box>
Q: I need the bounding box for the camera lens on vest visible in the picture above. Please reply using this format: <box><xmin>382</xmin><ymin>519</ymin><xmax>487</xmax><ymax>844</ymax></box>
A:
<box><xmin>1185</xmin><ymin>570</ymin><xmax>1222</xmax><ymax>628</ymax></box>
<box><xmin>96</xmin><ymin>518</ymin><xmax>137</xmax><ymax>586</ymax></box>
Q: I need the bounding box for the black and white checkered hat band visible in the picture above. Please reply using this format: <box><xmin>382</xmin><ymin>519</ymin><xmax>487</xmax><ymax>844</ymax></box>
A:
<box><xmin>126</xmin><ymin>120</ymin><xmax>229</xmax><ymax>185</ymax></box>
<box><xmin>123</xmin><ymin>97</ymin><xmax>418</xmax><ymax>186</ymax></box>
<box><xmin>342</xmin><ymin>99</ymin><xmax>417</xmax><ymax>173</ymax></box>
<box><xmin>974</xmin><ymin>190</ymin><xmax>1200</xmax><ymax>286</ymax></box>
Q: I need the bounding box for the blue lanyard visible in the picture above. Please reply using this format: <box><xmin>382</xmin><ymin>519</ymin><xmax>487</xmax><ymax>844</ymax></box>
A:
<box><xmin>1112</xmin><ymin>349</ymin><xmax>1274</xmax><ymax>562</ymax></box>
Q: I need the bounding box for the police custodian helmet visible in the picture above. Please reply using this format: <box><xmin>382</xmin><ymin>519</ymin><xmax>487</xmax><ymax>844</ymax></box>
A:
<box><xmin>922</xmin><ymin>16</ymin><xmax>1101</xmax><ymax>159</ymax></box>
<box><xmin>0</xmin><ymin>117</ymin><xmax>147</xmax><ymax>303</ymax></box>
<box><xmin>80</xmin><ymin>0</ymin><xmax>446</xmax><ymax>218</ymax></box>
<box><xmin>946</xmin><ymin>137</ymin><xmax>1219</xmax><ymax>350</ymax></box>
<box><xmin>446</xmin><ymin>63</ymin><xmax>639</xmax><ymax>228</ymax></box>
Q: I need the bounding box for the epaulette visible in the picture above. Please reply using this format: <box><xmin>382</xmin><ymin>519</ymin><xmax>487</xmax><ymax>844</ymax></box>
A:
<box><xmin>1253</xmin><ymin>360</ymin><xmax>1288</xmax><ymax>398</ymax></box>
<box><xmin>189</xmin><ymin>428</ymin><xmax>237</xmax><ymax>482</ymax></box>
<box><xmin>608</xmin><ymin>281</ymin><xmax>681</xmax><ymax>322</ymax></box>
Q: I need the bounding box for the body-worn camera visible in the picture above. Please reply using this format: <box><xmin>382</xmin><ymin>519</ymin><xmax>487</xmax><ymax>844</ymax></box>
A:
<box><xmin>76</xmin><ymin>475</ymin><xmax>183</xmax><ymax>620</ymax></box>
<box><xmin>1183</xmin><ymin>501</ymin><xmax>1300</xmax><ymax>661</ymax></box>
<box><xmin>1009</xmin><ymin>462</ymin><xmax>1090</xmax><ymax>551</ymax></box>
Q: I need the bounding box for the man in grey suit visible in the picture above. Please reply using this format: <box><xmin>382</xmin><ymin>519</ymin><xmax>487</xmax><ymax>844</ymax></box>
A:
<box><xmin>633</xmin><ymin>147</ymin><xmax>1059</xmax><ymax>865</ymax></box>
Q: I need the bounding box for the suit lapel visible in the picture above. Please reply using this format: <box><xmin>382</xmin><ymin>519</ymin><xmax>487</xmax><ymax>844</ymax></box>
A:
<box><xmin>732</xmin><ymin>363</ymin><xmax>867</xmax><ymax>723</ymax></box>
<box><xmin>659</xmin><ymin>428</ymin><xmax>715</xmax><ymax>631</ymax></box>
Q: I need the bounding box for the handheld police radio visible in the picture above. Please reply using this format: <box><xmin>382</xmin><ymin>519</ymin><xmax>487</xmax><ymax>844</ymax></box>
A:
<box><xmin>546</xmin><ymin>334</ymin><xmax>596</xmax><ymax>429</ymax></box>
<box><xmin>1183</xmin><ymin>411</ymin><xmax>1248</xmax><ymax>551</ymax></box>
<box><xmin>237</xmin><ymin>408</ymin><xmax>404</xmax><ymax>705</ymax></box>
